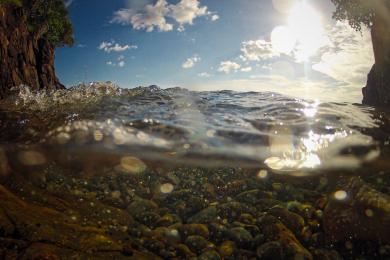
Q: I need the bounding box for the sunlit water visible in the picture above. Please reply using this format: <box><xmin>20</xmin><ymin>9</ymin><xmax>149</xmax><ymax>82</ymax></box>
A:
<box><xmin>1</xmin><ymin>82</ymin><xmax>388</xmax><ymax>173</ymax></box>
<box><xmin>0</xmin><ymin>83</ymin><xmax>389</xmax><ymax>258</ymax></box>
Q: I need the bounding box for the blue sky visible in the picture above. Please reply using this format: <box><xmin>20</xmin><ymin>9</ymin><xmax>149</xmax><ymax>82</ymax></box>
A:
<box><xmin>56</xmin><ymin>0</ymin><xmax>374</xmax><ymax>102</ymax></box>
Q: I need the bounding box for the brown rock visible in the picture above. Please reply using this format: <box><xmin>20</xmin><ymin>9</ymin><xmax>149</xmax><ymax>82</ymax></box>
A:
<box><xmin>0</xmin><ymin>4</ymin><xmax>66</xmax><ymax>99</ymax></box>
<box><xmin>323</xmin><ymin>177</ymin><xmax>390</xmax><ymax>243</ymax></box>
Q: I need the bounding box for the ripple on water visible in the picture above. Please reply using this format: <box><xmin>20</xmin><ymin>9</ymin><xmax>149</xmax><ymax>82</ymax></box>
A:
<box><xmin>0</xmin><ymin>83</ymin><xmax>385</xmax><ymax>174</ymax></box>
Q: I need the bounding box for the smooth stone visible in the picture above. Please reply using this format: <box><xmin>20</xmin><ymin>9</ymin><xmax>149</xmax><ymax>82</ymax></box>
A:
<box><xmin>187</xmin><ymin>206</ymin><xmax>217</xmax><ymax>224</ymax></box>
<box><xmin>185</xmin><ymin>235</ymin><xmax>213</xmax><ymax>255</ymax></box>
<box><xmin>217</xmin><ymin>202</ymin><xmax>255</xmax><ymax>221</ymax></box>
<box><xmin>178</xmin><ymin>224</ymin><xmax>210</xmax><ymax>239</ymax></box>
<box><xmin>268</xmin><ymin>207</ymin><xmax>305</xmax><ymax>236</ymax></box>
<box><xmin>135</xmin><ymin>211</ymin><xmax>160</xmax><ymax>227</ymax></box>
<box><xmin>208</xmin><ymin>223</ymin><xmax>228</xmax><ymax>242</ymax></box>
<box><xmin>175</xmin><ymin>243</ymin><xmax>196</xmax><ymax>258</ymax></box>
<box><xmin>256</xmin><ymin>241</ymin><xmax>283</xmax><ymax>260</ymax></box>
<box><xmin>218</xmin><ymin>241</ymin><xmax>235</xmax><ymax>257</ymax></box>
<box><xmin>127</xmin><ymin>199</ymin><xmax>158</xmax><ymax>216</ymax></box>
<box><xmin>226</xmin><ymin>227</ymin><xmax>253</xmax><ymax>248</ymax></box>
<box><xmin>198</xmin><ymin>250</ymin><xmax>221</xmax><ymax>260</ymax></box>
<box><xmin>236</xmin><ymin>189</ymin><xmax>272</xmax><ymax>205</ymax></box>
<box><xmin>155</xmin><ymin>213</ymin><xmax>181</xmax><ymax>227</ymax></box>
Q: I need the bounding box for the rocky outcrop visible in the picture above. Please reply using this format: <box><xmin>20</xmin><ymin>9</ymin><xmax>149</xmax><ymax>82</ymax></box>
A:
<box><xmin>362</xmin><ymin>14</ymin><xmax>390</xmax><ymax>107</ymax></box>
<box><xmin>363</xmin><ymin>64</ymin><xmax>390</xmax><ymax>106</ymax></box>
<box><xmin>0</xmin><ymin>3</ymin><xmax>65</xmax><ymax>99</ymax></box>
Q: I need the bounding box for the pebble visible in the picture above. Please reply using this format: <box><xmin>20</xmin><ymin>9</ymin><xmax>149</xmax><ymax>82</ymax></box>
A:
<box><xmin>226</xmin><ymin>227</ymin><xmax>253</xmax><ymax>248</ymax></box>
<box><xmin>256</xmin><ymin>241</ymin><xmax>283</xmax><ymax>259</ymax></box>
<box><xmin>218</xmin><ymin>241</ymin><xmax>235</xmax><ymax>257</ymax></box>
<box><xmin>185</xmin><ymin>235</ymin><xmax>213</xmax><ymax>255</ymax></box>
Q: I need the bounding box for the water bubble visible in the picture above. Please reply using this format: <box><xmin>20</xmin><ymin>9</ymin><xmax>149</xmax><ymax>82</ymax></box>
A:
<box><xmin>206</xmin><ymin>130</ymin><xmax>216</xmax><ymax>138</ymax></box>
<box><xmin>169</xmin><ymin>229</ymin><xmax>179</xmax><ymax>237</ymax></box>
<box><xmin>94</xmin><ymin>130</ymin><xmax>104</xmax><ymax>141</ymax></box>
<box><xmin>113</xmin><ymin>128</ymin><xmax>126</xmax><ymax>145</ymax></box>
<box><xmin>365</xmin><ymin>209</ymin><xmax>374</xmax><ymax>218</ymax></box>
<box><xmin>18</xmin><ymin>151</ymin><xmax>46</xmax><ymax>166</ymax></box>
<box><xmin>334</xmin><ymin>190</ymin><xmax>347</xmax><ymax>201</ymax></box>
<box><xmin>257</xmin><ymin>170</ymin><xmax>268</xmax><ymax>179</ymax></box>
<box><xmin>160</xmin><ymin>183</ymin><xmax>174</xmax><ymax>194</ymax></box>
<box><xmin>57</xmin><ymin>132</ymin><xmax>71</xmax><ymax>144</ymax></box>
<box><xmin>119</xmin><ymin>156</ymin><xmax>146</xmax><ymax>174</ymax></box>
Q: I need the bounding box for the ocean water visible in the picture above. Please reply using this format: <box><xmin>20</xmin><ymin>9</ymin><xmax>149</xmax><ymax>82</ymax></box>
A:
<box><xmin>0</xmin><ymin>83</ymin><xmax>389</xmax><ymax>259</ymax></box>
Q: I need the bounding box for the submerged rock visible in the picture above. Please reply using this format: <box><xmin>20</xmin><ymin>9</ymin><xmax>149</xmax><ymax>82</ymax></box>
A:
<box><xmin>323</xmin><ymin>177</ymin><xmax>390</xmax><ymax>243</ymax></box>
<box><xmin>256</xmin><ymin>241</ymin><xmax>283</xmax><ymax>259</ymax></box>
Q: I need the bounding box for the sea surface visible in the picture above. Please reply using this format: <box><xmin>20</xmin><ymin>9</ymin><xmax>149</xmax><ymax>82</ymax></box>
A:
<box><xmin>0</xmin><ymin>83</ymin><xmax>389</xmax><ymax>259</ymax></box>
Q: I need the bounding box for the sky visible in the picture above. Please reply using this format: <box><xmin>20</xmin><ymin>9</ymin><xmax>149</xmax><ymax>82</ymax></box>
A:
<box><xmin>56</xmin><ymin>0</ymin><xmax>374</xmax><ymax>103</ymax></box>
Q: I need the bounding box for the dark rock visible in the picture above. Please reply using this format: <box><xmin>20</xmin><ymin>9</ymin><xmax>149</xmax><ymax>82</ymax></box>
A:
<box><xmin>363</xmin><ymin>14</ymin><xmax>390</xmax><ymax>107</ymax></box>
<box><xmin>187</xmin><ymin>206</ymin><xmax>217</xmax><ymax>224</ymax></box>
<box><xmin>178</xmin><ymin>224</ymin><xmax>210</xmax><ymax>239</ymax></box>
<box><xmin>217</xmin><ymin>241</ymin><xmax>235</xmax><ymax>257</ymax></box>
<box><xmin>323</xmin><ymin>177</ymin><xmax>390</xmax><ymax>243</ymax></box>
<box><xmin>226</xmin><ymin>227</ymin><xmax>253</xmax><ymax>249</ymax></box>
<box><xmin>257</xmin><ymin>215</ymin><xmax>312</xmax><ymax>259</ymax></box>
<box><xmin>311</xmin><ymin>249</ymin><xmax>343</xmax><ymax>260</ymax></box>
<box><xmin>217</xmin><ymin>202</ymin><xmax>255</xmax><ymax>221</ymax></box>
<box><xmin>256</xmin><ymin>241</ymin><xmax>283</xmax><ymax>260</ymax></box>
<box><xmin>127</xmin><ymin>199</ymin><xmax>159</xmax><ymax>218</ymax></box>
<box><xmin>268</xmin><ymin>207</ymin><xmax>305</xmax><ymax>237</ymax></box>
<box><xmin>155</xmin><ymin>213</ymin><xmax>181</xmax><ymax>227</ymax></box>
<box><xmin>135</xmin><ymin>211</ymin><xmax>160</xmax><ymax>228</ymax></box>
<box><xmin>175</xmin><ymin>243</ymin><xmax>196</xmax><ymax>258</ymax></box>
<box><xmin>185</xmin><ymin>235</ymin><xmax>213</xmax><ymax>255</ymax></box>
<box><xmin>208</xmin><ymin>222</ymin><xmax>228</xmax><ymax>242</ymax></box>
<box><xmin>199</xmin><ymin>250</ymin><xmax>221</xmax><ymax>260</ymax></box>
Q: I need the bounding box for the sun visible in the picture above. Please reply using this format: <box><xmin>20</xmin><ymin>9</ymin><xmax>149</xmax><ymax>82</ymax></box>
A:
<box><xmin>271</xmin><ymin>0</ymin><xmax>328</xmax><ymax>61</ymax></box>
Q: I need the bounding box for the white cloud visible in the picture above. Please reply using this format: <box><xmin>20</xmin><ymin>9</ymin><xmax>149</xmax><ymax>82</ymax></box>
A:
<box><xmin>241</xmin><ymin>66</ymin><xmax>252</xmax><ymax>72</ymax></box>
<box><xmin>112</xmin><ymin>0</ymin><xmax>218</xmax><ymax>32</ymax></box>
<box><xmin>99</xmin><ymin>40</ymin><xmax>138</xmax><ymax>53</ymax></box>
<box><xmin>112</xmin><ymin>0</ymin><xmax>173</xmax><ymax>32</ymax></box>
<box><xmin>106</xmin><ymin>55</ymin><xmax>126</xmax><ymax>67</ymax></box>
<box><xmin>312</xmin><ymin>22</ymin><xmax>374</xmax><ymax>86</ymax></box>
<box><xmin>218</xmin><ymin>61</ymin><xmax>241</xmax><ymax>74</ymax></box>
<box><xmin>198</xmin><ymin>72</ymin><xmax>211</xmax><ymax>78</ymax></box>
<box><xmin>187</xmin><ymin>75</ymin><xmax>361</xmax><ymax>103</ymax></box>
<box><xmin>182</xmin><ymin>55</ymin><xmax>201</xmax><ymax>69</ymax></box>
<box><xmin>210</xmin><ymin>14</ymin><xmax>219</xmax><ymax>21</ymax></box>
<box><xmin>240</xmin><ymin>39</ymin><xmax>279</xmax><ymax>61</ymax></box>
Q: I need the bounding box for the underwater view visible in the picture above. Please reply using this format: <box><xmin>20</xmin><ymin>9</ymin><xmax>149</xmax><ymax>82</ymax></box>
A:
<box><xmin>1</xmin><ymin>0</ymin><xmax>390</xmax><ymax>259</ymax></box>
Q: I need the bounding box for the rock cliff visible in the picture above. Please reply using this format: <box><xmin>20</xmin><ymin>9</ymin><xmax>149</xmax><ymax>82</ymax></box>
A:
<box><xmin>0</xmin><ymin>2</ymin><xmax>70</xmax><ymax>99</ymax></box>
<box><xmin>362</xmin><ymin>13</ymin><xmax>390</xmax><ymax>107</ymax></box>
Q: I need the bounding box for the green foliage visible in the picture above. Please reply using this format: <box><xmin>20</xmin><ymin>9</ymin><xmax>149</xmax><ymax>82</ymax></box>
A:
<box><xmin>0</xmin><ymin>0</ymin><xmax>74</xmax><ymax>47</ymax></box>
<box><xmin>28</xmin><ymin>0</ymin><xmax>74</xmax><ymax>47</ymax></box>
<box><xmin>331</xmin><ymin>0</ymin><xmax>389</xmax><ymax>31</ymax></box>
